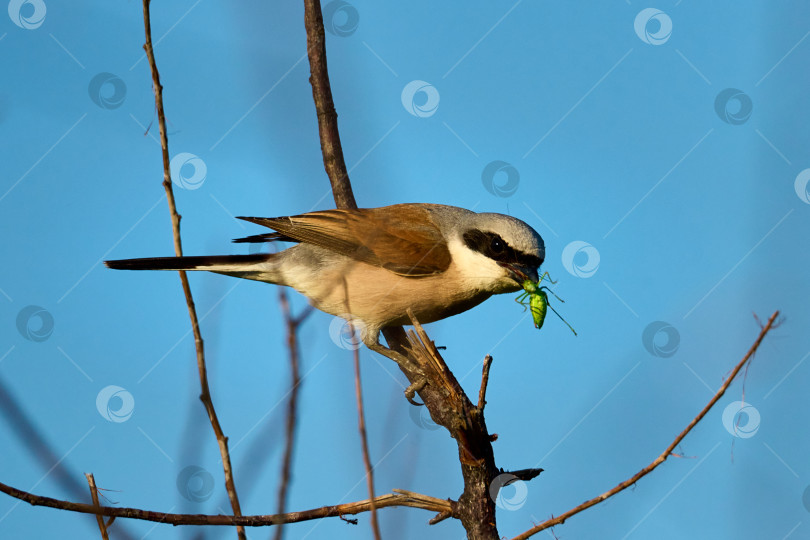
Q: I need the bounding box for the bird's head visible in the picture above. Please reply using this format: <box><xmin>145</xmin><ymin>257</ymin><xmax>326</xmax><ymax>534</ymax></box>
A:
<box><xmin>452</xmin><ymin>212</ymin><xmax>544</xmax><ymax>294</ymax></box>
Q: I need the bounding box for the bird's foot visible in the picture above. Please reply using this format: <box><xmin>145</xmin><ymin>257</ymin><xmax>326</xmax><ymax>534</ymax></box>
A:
<box><xmin>404</xmin><ymin>377</ymin><xmax>427</xmax><ymax>406</ymax></box>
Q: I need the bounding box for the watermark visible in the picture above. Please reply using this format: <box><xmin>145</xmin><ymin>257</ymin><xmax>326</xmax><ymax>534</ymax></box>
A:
<box><xmin>642</xmin><ymin>321</ymin><xmax>680</xmax><ymax>358</ymax></box>
<box><xmin>176</xmin><ymin>466</ymin><xmax>215</xmax><ymax>502</ymax></box>
<box><xmin>634</xmin><ymin>8</ymin><xmax>672</xmax><ymax>45</ymax></box>
<box><xmin>16</xmin><ymin>305</ymin><xmax>54</xmax><ymax>342</ymax></box>
<box><xmin>794</xmin><ymin>169</ymin><xmax>810</xmax><ymax>204</ymax></box>
<box><xmin>802</xmin><ymin>485</ymin><xmax>810</xmax><ymax>513</ymax></box>
<box><xmin>721</xmin><ymin>400</ymin><xmax>760</xmax><ymax>438</ymax></box>
<box><xmin>481</xmin><ymin>161</ymin><xmax>519</xmax><ymax>198</ymax></box>
<box><xmin>409</xmin><ymin>405</ymin><xmax>440</xmax><ymax>431</ymax></box>
<box><xmin>714</xmin><ymin>88</ymin><xmax>753</xmax><ymax>125</ymax></box>
<box><xmin>323</xmin><ymin>1</ymin><xmax>359</xmax><ymax>37</ymax></box>
<box><xmin>88</xmin><ymin>73</ymin><xmax>127</xmax><ymax>110</ymax></box>
<box><xmin>489</xmin><ymin>473</ymin><xmax>528</xmax><ymax>511</ymax></box>
<box><xmin>8</xmin><ymin>0</ymin><xmax>46</xmax><ymax>30</ymax></box>
<box><xmin>561</xmin><ymin>241</ymin><xmax>600</xmax><ymax>278</ymax></box>
<box><xmin>170</xmin><ymin>153</ymin><xmax>207</xmax><ymax>190</ymax></box>
<box><xmin>328</xmin><ymin>314</ymin><xmax>365</xmax><ymax>350</ymax></box>
<box><xmin>401</xmin><ymin>80</ymin><xmax>440</xmax><ymax>118</ymax></box>
<box><xmin>96</xmin><ymin>385</ymin><xmax>135</xmax><ymax>423</ymax></box>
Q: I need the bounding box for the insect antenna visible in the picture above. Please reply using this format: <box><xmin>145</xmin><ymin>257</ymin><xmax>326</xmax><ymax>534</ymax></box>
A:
<box><xmin>546</xmin><ymin>303</ymin><xmax>577</xmax><ymax>336</ymax></box>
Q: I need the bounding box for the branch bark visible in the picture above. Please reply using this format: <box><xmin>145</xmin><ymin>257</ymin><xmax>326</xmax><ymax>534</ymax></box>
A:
<box><xmin>510</xmin><ymin>310</ymin><xmax>780</xmax><ymax>540</ymax></box>
<box><xmin>140</xmin><ymin>2</ymin><xmax>244</xmax><ymax>538</ymax></box>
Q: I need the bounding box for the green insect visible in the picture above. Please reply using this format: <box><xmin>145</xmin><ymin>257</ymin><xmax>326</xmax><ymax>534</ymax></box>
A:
<box><xmin>515</xmin><ymin>272</ymin><xmax>577</xmax><ymax>335</ymax></box>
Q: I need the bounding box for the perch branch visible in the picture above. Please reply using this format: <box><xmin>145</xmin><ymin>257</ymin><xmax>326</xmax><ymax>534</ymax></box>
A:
<box><xmin>510</xmin><ymin>310</ymin><xmax>780</xmax><ymax>540</ymax></box>
<box><xmin>140</xmin><ymin>2</ymin><xmax>244</xmax><ymax>538</ymax></box>
<box><xmin>302</xmin><ymin>1</ymin><xmax>501</xmax><ymax>536</ymax></box>
<box><xmin>0</xmin><ymin>480</ymin><xmax>451</xmax><ymax>527</ymax></box>
<box><xmin>403</xmin><ymin>310</ymin><xmax>501</xmax><ymax>537</ymax></box>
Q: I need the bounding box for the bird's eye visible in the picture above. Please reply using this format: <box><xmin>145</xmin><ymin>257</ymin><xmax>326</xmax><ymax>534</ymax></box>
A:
<box><xmin>490</xmin><ymin>237</ymin><xmax>504</xmax><ymax>254</ymax></box>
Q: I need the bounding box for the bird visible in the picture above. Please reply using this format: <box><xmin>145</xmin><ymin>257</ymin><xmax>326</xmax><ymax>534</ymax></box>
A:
<box><xmin>105</xmin><ymin>203</ymin><xmax>545</xmax><ymax>354</ymax></box>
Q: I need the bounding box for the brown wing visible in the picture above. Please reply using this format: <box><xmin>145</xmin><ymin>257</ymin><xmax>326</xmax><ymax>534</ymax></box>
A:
<box><xmin>237</xmin><ymin>204</ymin><xmax>451</xmax><ymax>276</ymax></box>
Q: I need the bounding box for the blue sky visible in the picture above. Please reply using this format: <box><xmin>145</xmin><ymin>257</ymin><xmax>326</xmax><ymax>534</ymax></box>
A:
<box><xmin>2</xmin><ymin>1</ymin><xmax>810</xmax><ymax>539</ymax></box>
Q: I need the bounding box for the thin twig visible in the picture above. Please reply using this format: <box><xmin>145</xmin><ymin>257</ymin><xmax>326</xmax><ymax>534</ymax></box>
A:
<box><xmin>343</xmin><ymin>280</ymin><xmax>382</xmax><ymax>539</ymax></box>
<box><xmin>140</xmin><ymin>2</ymin><xmax>244</xmax><ymax>538</ymax></box>
<box><xmin>273</xmin><ymin>289</ymin><xmax>310</xmax><ymax>540</ymax></box>
<box><xmin>510</xmin><ymin>310</ymin><xmax>780</xmax><ymax>540</ymax></box>
<box><xmin>85</xmin><ymin>474</ymin><xmax>109</xmax><ymax>540</ymax></box>
<box><xmin>478</xmin><ymin>355</ymin><xmax>494</xmax><ymax>410</ymax></box>
<box><xmin>0</xmin><ymin>480</ymin><xmax>451</xmax><ymax>527</ymax></box>
<box><xmin>353</xmin><ymin>342</ymin><xmax>382</xmax><ymax>538</ymax></box>
<box><xmin>354</xmin><ymin>336</ymin><xmax>383</xmax><ymax>538</ymax></box>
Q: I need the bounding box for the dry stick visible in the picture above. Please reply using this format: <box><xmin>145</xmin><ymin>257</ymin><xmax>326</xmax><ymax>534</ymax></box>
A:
<box><xmin>85</xmin><ymin>474</ymin><xmax>109</xmax><ymax>540</ymax></box>
<box><xmin>0</xmin><ymin>481</ymin><xmax>451</xmax><ymax>526</ymax></box>
<box><xmin>303</xmin><ymin>0</ymin><xmax>357</xmax><ymax>211</ymax></box>
<box><xmin>342</xmin><ymin>280</ymin><xmax>383</xmax><ymax>540</ymax></box>
<box><xmin>478</xmin><ymin>355</ymin><xmax>494</xmax><ymax>411</ymax></box>
<box><xmin>273</xmin><ymin>289</ymin><xmax>307</xmax><ymax>540</ymax></box>
<box><xmin>352</xmin><ymin>327</ymin><xmax>383</xmax><ymax>539</ymax></box>
<box><xmin>510</xmin><ymin>310</ymin><xmax>780</xmax><ymax>540</ymax></box>
<box><xmin>140</xmin><ymin>2</ymin><xmax>244</xmax><ymax>538</ymax></box>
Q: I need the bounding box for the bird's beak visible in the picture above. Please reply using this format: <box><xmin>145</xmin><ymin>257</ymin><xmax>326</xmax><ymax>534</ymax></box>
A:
<box><xmin>501</xmin><ymin>263</ymin><xmax>539</xmax><ymax>284</ymax></box>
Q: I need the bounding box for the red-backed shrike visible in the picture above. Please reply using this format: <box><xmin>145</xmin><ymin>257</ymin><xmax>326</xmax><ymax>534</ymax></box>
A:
<box><xmin>106</xmin><ymin>203</ymin><xmax>544</xmax><ymax>350</ymax></box>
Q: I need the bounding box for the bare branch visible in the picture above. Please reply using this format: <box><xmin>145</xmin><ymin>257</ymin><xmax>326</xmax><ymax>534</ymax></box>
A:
<box><xmin>341</xmin><ymin>279</ymin><xmax>383</xmax><ymax>539</ymax></box>
<box><xmin>140</xmin><ymin>2</ymin><xmax>244</xmax><ymax>537</ymax></box>
<box><xmin>0</xmin><ymin>480</ymin><xmax>450</xmax><ymax>527</ymax></box>
<box><xmin>85</xmin><ymin>474</ymin><xmax>109</xmax><ymax>540</ymax></box>
<box><xmin>352</xmin><ymin>326</ymin><xmax>383</xmax><ymax>539</ymax></box>
<box><xmin>478</xmin><ymin>355</ymin><xmax>494</xmax><ymax>411</ymax></box>
<box><xmin>303</xmin><ymin>0</ymin><xmax>357</xmax><ymax>210</ymax></box>
<box><xmin>510</xmin><ymin>310</ymin><xmax>781</xmax><ymax>540</ymax></box>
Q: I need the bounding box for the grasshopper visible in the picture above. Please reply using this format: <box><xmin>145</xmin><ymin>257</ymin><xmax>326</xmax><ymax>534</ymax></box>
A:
<box><xmin>516</xmin><ymin>272</ymin><xmax>577</xmax><ymax>335</ymax></box>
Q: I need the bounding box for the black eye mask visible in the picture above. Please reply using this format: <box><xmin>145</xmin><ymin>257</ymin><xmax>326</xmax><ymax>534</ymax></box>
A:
<box><xmin>462</xmin><ymin>229</ymin><xmax>543</xmax><ymax>269</ymax></box>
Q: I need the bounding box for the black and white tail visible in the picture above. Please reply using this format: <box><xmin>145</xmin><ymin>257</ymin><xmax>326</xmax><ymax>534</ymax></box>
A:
<box><xmin>104</xmin><ymin>253</ymin><xmax>279</xmax><ymax>283</ymax></box>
